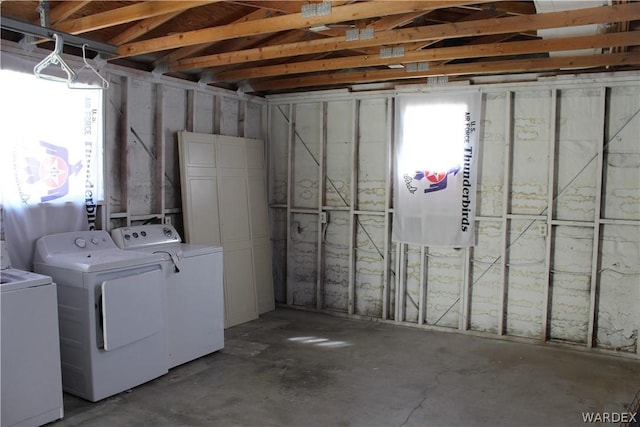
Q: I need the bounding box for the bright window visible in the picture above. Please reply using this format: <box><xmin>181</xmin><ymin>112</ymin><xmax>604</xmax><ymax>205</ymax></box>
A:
<box><xmin>0</xmin><ymin>69</ymin><xmax>103</xmax><ymax>227</ymax></box>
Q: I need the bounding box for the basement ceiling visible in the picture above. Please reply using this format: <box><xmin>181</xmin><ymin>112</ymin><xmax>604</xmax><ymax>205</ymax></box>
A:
<box><xmin>1</xmin><ymin>1</ymin><xmax>639</xmax><ymax>95</ymax></box>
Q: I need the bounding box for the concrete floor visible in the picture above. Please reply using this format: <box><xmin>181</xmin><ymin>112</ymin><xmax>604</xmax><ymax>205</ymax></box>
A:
<box><xmin>55</xmin><ymin>308</ymin><xmax>639</xmax><ymax>427</ymax></box>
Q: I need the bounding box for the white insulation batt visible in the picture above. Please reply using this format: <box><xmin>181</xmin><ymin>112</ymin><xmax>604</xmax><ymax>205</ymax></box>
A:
<box><xmin>268</xmin><ymin>73</ymin><xmax>640</xmax><ymax>356</ymax></box>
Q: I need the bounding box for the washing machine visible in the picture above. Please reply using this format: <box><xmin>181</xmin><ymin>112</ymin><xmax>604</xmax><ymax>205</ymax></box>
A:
<box><xmin>33</xmin><ymin>231</ymin><xmax>168</xmax><ymax>402</ymax></box>
<box><xmin>1</xmin><ymin>241</ymin><xmax>63</xmax><ymax>427</ymax></box>
<box><xmin>111</xmin><ymin>224</ymin><xmax>224</xmax><ymax>369</ymax></box>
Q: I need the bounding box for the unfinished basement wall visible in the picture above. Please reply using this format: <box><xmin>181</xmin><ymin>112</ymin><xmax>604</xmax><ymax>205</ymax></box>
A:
<box><xmin>267</xmin><ymin>73</ymin><xmax>640</xmax><ymax>357</ymax></box>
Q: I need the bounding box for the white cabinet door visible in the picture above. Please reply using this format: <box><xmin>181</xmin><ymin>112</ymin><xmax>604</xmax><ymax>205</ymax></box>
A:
<box><xmin>179</xmin><ymin>132</ymin><xmax>273</xmax><ymax>328</ymax></box>
<box><xmin>178</xmin><ymin>132</ymin><xmax>220</xmax><ymax>245</ymax></box>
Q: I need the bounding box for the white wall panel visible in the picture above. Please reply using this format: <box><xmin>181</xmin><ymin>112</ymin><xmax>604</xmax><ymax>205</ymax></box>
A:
<box><xmin>603</xmin><ymin>85</ymin><xmax>640</xmax><ymax>220</ymax></box>
<box><xmin>220</xmin><ymin>97</ymin><xmax>239</xmax><ymax>136</ymax></box>
<box><xmin>505</xmin><ymin>220</ymin><xmax>546</xmax><ymax>339</ymax></box>
<box><xmin>549</xmin><ymin>224</ymin><xmax>592</xmax><ymax>343</ymax></box>
<box><xmin>357</xmin><ymin>99</ymin><xmax>388</xmax><ymax>211</ymax></box>
<box><xmin>425</xmin><ymin>248</ymin><xmax>463</xmax><ymax>328</ymax></box>
<box><xmin>128</xmin><ymin>78</ymin><xmax>155</xmax><ymax>215</ymax></box>
<box><xmin>597</xmin><ymin>224</ymin><xmax>639</xmax><ymax>352</ymax></box>
<box><xmin>555</xmin><ymin>88</ymin><xmax>601</xmax><ymax>221</ymax></box>
<box><xmin>293</xmin><ymin>103</ymin><xmax>322</xmax><ymax>209</ymax></box>
<box><xmin>469</xmin><ymin>221</ymin><xmax>502</xmax><ymax>334</ymax></box>
<box><xmin>322</xmin><ymin>211</ymin><xmax>350</xmax><ymax>312</ymax></box>
<box><xmin>194</xmin><ymin>91</ymin><xmax>215</xmax><ymax>134</ymax></box>
<box><xmin>163</xmin><ymin>86</ymin><xmax>187</xmax><ymax>210</ymax></box>
<box><xmin>268</xmin><ymin>105</ymin><xmax>289</xmax><ymax>205</ymax></box>
<box><xmin>291</xmin><ymin>213</ymin><xmax>318</xmax><ymax>307</ymax></box>
<box><xmin>325</xmin><ymin>101</ymin><xmax>353</xmax><ymax>207</ymax></box>
<box><xmin>477</xmin><ymin>93</ymin><xmax>506</xmax><ymax>217</ymax></box>
<box><xmin>510</xmin><ymin>91</ymin><xmax>550</xmax><ymax>215</ymax></box>
<box><xmin>355</xmin><ymin>215</ymin><xmax>385</xmax><ymax>317</ymax></box>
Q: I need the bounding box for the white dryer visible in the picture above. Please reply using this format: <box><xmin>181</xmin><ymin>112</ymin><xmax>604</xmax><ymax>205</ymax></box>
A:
<box><xmin>33</xmin><ymin>231</ymin><xmax>168</xmax><ymax>402</ymax></box>
<box><xmin>111</xmin><ymin>224</ymin><xmax>224</xmax><ymax>369</ymax></box>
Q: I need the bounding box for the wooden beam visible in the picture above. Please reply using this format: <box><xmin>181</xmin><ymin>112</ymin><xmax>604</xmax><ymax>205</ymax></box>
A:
<box><xmin>248</xmin><ymin>52</ymin><xmax>640</xmax><ymax>92</ymax></box>
<box><xmin>54</xmin><ymin>1</ymin><xmax>221</xmax><ymax>35</ymax></box>
<box><xmin>118</xmin><ymin>1</ymin><xmax>477</xmax><ymax>57</ymax></box>
<box><xmin>213</xmin><ymin>31</ymin><xmax>640</xmax><ymax>81</ymax></box>
<box><xmin>169</xmin><ymin>2</ymin><xmax>640</xmax><ymax>72</ymax></box>
<box><xmin>109</xmin><ymin>11</ymin><xmax>184</xmax><ymax>45</ymax></box>
<box><xmin>47</xmin><ymin>1</ymin><xmax>91</xmax><ymax>25</ymax></box>
<box><xmin>154</xmin><ymin>8</ymin><xmax>280</xmax><ymax>66</ymax></box>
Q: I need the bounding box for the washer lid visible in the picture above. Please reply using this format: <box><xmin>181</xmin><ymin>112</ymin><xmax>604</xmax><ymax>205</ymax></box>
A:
<box><xmin>35</xmin><ymin>248</ymin><xmax>163</xmax><ymax>272</ymax></box>
<box><xmin>1</xmin><ymin>268</ymin><xmax>52</xmax><ymax>292</ymax></box>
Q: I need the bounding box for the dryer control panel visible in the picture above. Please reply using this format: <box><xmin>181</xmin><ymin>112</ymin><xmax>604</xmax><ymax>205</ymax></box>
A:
<box><xmin>111</xmin><ymin>224</ymin><xmax>181</xmax><ymax>249</ymax></box>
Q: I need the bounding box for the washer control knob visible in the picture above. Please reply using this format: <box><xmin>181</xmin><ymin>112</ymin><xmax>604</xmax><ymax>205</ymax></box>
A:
<box><xmin>91</xmin><ymin>237</ymin><xmax>99</xmax><ymax>245</ymax></box>
<box><xmin>141</xmin><ymin>231</ymin><xmax>147</xmax><ymax>237</ymax></box>
<box><xmin>75</xmin><ymin>238</ymin><xmax>86</xmax><ymax>248</ymax></box>
<box><xmin>124</xmin><ymin>234</ymin><xmax>131</xmax><ymax>240</ymax></box>
<box><xmin>132</xmin><ymin>232</ymin><xmax>139</xmax><ymax>238</ymax></box>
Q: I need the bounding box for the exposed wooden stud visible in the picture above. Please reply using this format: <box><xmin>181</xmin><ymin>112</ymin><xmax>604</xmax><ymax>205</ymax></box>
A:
<box><xmin>397</xmin><ymin>244</ymin><xmax>407</xmax><ymax>322</ymax></box>
<box><xmin>542</xmin><ymin>89</ymin><xmax>558</xmax><ymax>342</ymax></box>
<box><xmin>239</xmin><ymin>100</ymin><xmax>247</xmax><ymax>138</ymax></box>
<box><xmin>120</xmin><ymin>76</ymin><xmax>131</xmax><ymax>226</ymax></box>
<box><xmin>382</xmin><ymin>96</ymin><xmax>393</xmax><ymax>321</ymax></box>
<box><xmin>348</xmin><ymin>100</ymin><xmax>359</xmax><ymax>316</ymax></box>
<box><xmin>187</xmin><ymin>89</ymin><xmax>196</xmax><ymax>132</ymax></box>
<box><xmin>213</xmin><ymin>95</ymin><xmax>222</xmax><ymax>135</ymax></box>
<box><xmin>461</xmin><ymin>247</ymin><xmax>471</xmax><ymax>331</ymax></box>
<box><xmin>286</xmin><ymin>103</ymin><xmax>296</xmax><ymax>306</ymax></box>
<box><xmin>418</xmin><ymin>246</ymin><xmax>427</xmax><ymax>325</ymax></box>
<box><xmin>155</xmin><ymin>84</ymin><xmax>166</xmax><ymax>220</ymax></box>
<box><xmin>587</xmin><ymin>86</ymin><xmax>607</xmax><ymax>348</ymax></box>
<box><xmin>316</xmin><ymin>102</ymin><xmax>327</xmax><ymax>311</ymax></box>
<box><xmin>499</xmin><ymin>91</ymin><xmax>514</xmax><ymax>336</ymax></box>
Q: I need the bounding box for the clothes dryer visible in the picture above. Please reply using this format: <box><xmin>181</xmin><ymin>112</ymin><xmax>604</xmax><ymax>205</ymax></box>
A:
<box><xmin>33</xmin><ymin>231</ymin><xmax>168</xmax><ymax>402</ymax></box>
<box><xmin>111</xmin><ymin>224</ymin><xmax>224</xmax><ymax>369</ymax></box>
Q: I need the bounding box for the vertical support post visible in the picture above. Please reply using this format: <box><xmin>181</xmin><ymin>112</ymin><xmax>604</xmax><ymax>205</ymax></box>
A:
<box><xmin>286</xmin><ymin>104</ymin><xmax>296</xmax><ymax>306</ymax></box>
<box><xmin>396</xmin><ymin>244</ymin><xmax>407</xmax><ymax>322</ymax></box>
<box><xmin>186</xmin><ymin>89</ymin><xmax>195</xmax><ymax>132</ymax></box>
<box><xmin>542</xmin><ymin>89</ymin><xmax>558</xmax><ymax>342</ymax></box>
<box><xmin>499</xmin><ymin>91</ymin><xmax>513</xmax><ymax>335</ymax></box>
<box><xmin>316</xmin><ymin>102</ymin><xmax>328</xmax><ymax>311</ymax></box>
<box><xmin>460</xmin><ymin>247</ymin><xmax>471</xmax><ymax>331</ymax></box>
<box><xmin>239</xmin><ymin>100</ymin><xmax>247</xmax><ymax>138</ymax></box>
<box><xmin>418</xmin><ymin>246</ymin><xmax>427</xmax><ymax>325</ymax></box>
<box><xmin>154</xmin><ymin>84</ymin><xmax>166</xmax><ymax>220</ymax></box>
<box><xmin>213</xmin><ymin>95</ymin><xmax>222</xmax><ymax>135</ymax></box>
<box><xmin>382</xmin><ymin>96</ymin><xmax>394</xmax><ymax>320</ymax></box>
<box><xmin>348</xmin><ymin>99</ymin><xmax>359</xmax><ymax>316</ymax></box>
<box><xmin>587</xmin><ymin>86</ymin><xmax>607</xmax><ymax>348</ymax></box>
<box><xmin>120</xmin><ymin>76</ymin><xmax>131</xmax><ymax>226</ymax></box>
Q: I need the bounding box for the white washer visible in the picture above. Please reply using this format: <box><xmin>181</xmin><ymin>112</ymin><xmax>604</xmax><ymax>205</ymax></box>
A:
<box><xmin>1</xmin><ymin>266</ymin><xmax>63</xmax><ymax>427</ymax></box>
<box><xmin>111</xmin><ymin>224</ymin><xmax>224</xmax><ymax>369</ymax></box>
<box><xmin>33</xmin><ymin>231</ymin><xmax>168</xmax><ymax>402</ymax></box>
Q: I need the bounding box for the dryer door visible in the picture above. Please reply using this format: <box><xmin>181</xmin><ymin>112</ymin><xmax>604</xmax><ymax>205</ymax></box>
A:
<box><xmin>101</xmin><ymin>269</ymin><xmax>164</xmax><ymax>351</ymax></box>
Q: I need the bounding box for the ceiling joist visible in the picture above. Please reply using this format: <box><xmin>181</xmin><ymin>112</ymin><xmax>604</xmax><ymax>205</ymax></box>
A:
<box><xmin>169</xmin><ymin>2</ymin><xmax>640</xmax><ymax>72</ymax></box>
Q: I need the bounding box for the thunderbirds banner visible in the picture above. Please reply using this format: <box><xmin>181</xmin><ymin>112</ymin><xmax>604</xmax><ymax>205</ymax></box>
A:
<box><xmin>393</xmin><ymin>90</ymin><xmax>482</xmax><ymax>247</ymax></box>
